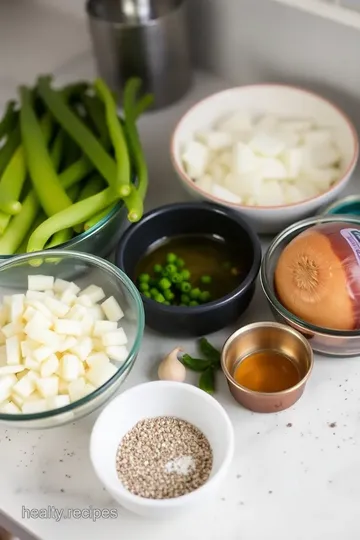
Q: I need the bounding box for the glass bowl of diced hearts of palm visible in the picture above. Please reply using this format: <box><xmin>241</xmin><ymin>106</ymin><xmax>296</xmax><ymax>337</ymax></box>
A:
<box><xmin>0</xmin><ymin>250</ymin><xmax>145</xmax><ymax>428</ymax></box>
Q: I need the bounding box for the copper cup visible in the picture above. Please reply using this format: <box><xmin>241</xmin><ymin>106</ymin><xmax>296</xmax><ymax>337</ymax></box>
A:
<box><xmin>221</xmin><ymin>322</ymin><xmax>314</xmax><ymax>413</ymax></box>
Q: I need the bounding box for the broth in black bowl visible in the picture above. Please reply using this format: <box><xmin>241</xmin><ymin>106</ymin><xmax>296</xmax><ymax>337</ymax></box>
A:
<box><xmin>135</xmin><ymin>234</ymin><xmax>245</xmax><ymax>305</ymax></box>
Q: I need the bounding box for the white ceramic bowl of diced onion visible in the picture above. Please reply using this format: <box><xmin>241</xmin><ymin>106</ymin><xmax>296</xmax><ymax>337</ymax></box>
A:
<box><xmin>171</xmin><ymin>84</ymin><xmax>359</xmax><ymax>234</ymax></box>
<box><xmin>0</xmin><ymin>250</ymin><xmax>144</xmax><ymax>429</ymax></box>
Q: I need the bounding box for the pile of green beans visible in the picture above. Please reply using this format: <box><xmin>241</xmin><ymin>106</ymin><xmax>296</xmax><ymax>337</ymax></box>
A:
<box><xmin>0</xmin><ymin>76</ymin><xmax>153</xmax><ymax>255</ymax></box>
<box><xmin>137</xmin><ymin>252</ymin><xmax>213</xmax><ymax>306</ymax></box>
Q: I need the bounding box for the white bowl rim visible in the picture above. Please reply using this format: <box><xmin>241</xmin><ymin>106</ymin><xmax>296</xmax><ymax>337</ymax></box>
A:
<box><xmin>171</xmin><ymin>83</ymin><xmax>359</xmax><ymax>211</ymax></box>
<box><xmin>89</xmin><ymin>380</ymin><xmax>235</xmax><ymax>508</ymax></box>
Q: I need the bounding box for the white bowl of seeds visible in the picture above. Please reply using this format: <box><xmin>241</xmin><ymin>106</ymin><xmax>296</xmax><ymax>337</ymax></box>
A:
<box><xmin>90</xmin><ymin>381</ymin><xmax>234</xmax><ymax>518</ymax></box>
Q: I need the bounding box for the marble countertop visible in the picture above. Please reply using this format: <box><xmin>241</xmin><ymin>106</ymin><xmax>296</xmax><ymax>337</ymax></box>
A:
<box><xmin>0</xmin><ymin>2</ymin><xmax>360</xmax><ymax>539</ymax></box>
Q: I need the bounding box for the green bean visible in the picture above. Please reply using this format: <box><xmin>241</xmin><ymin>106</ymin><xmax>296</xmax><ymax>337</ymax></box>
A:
<box><xmin>46</xmin><ymin>183</ymin><xmax>82</xmax><ymax>249</ymax></box>
<box><xmin>123</xmin><ymin>78</ymin><xmax>149</xmax><ymax>201</ymax></box>
<box><xmin>73</xmin><ymin>175</ymin><xmax>105</xmax><ymax>232</ymax></box>
<box><xmin>37</xmin><ymin>77</ymin><xmax>117</xmax><ymax>188</ymax></box>
<box><xmin>83</xmin><ymin>202</ymin><xmax>116</xmax><ymax>231</ymax></box>
<box><xmin>16</xmin><ymin>212</ymin><xmax>45</xmax><ymax>253</ymax></box>
<box><xmin>0</xmin><ymin>115</ymin><xmax>53</xmax><ymax>234</ymax></box>
<box><xmin>81</xmin><ymin>94</ymin><xmax>109</xmax><ymax>145</ymax></box>
<box><xmin>0</xmin><ymin>191</ymin><xmax>39</xmax><ymax>255</ymax></box>
<box><xmin>19</xmin><ymin>86</ymin><xmax>72</xmax><ymax>216</ymax></box>
<box><xmin>181</xmin><ymin>354</ymin><xmax>214</xmax><ymax>373</ymax></box>
<box><xmin>95</xmin><ymin>78</ymin><xmax>131</xmax><ymax>197</ymax></box>
<box><xmin>0</xmin><ymin>125</ymin><xmax>21</xmax><ymax>178</ymax></box>
<box><xmin>50</xmin><ymin>129</ymin><xmax>66</xmax><ymax>171</ymax></box>
<box><xmin>27</xmin><ymin>187</ymin><xmax>118</xmax><ymax>253</ymax></box>
<box><xmin>62</xmin><ymin>81</ymin><xmax>89</xmax><ymax>102</ymax></box>
<box><xmin>134</xmin><ymin>93</ymin><xmax>154</xmax><ymax>119</ymax></box>
<box><xmin>122</xmin><ymin>185</ymin><xmax>143</xmax><ymax>222</ymax></box>
<box><xmin>59</xmin><ymin>157</ymin><xmax>93</xmax><ymax>190</ymax></box>
<box><xmin>63</xmin><ymin>134</ymin><xmax>81</xmax><ymax>168</ymax></box>
<box><xmin>198</xmin><ymin>337</ymin><xmax>221</xmax><ymax>366</ymax></box>
<box><xmin>0</xmin><ymin>101</ymin><xmax>18</xmax><ymax>141</ymax></box>
<box><xmin>199</xmin><ymin>367</ymin><xmax>216</xmax><ymax>394</ymax></box>
<box><xmin>0</xmin><ymin>147</ymin><xmax>25</xmax><ymax>215</ymax></box>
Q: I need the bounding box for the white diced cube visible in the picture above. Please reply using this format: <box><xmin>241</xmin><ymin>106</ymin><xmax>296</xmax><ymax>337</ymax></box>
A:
<box><xmin>70</xmin><ymin>337</ymin><xmax>93</xmax><ymax>362</ymax></box>
<box><xmin>33</xmin><ymin>345</ymin><xmax>54</xmax><ymax>363</ymax></box>
<box><xmin>13</xmin><ymin>373</ymin><xmax>36</xmax><ymax>398</ymax></box>
<box><xmin>22</xmin><ymin>399</ymin><xmax>47</xmax><ymax>414</ymax></box>
<box><xmin>60</xmin><ymin>288</ymin><xmax>78</xmax><ymax>306</ymax></box>
<box><xmin>101</xmin><ymin>297</ymin><xmax>124</xmax><ymax>322</ymax></box>
<box><xmin>79</xmin><ymin>285</ymin><xmax>105</xmax><ymax>304</ymax></box>
<box><xmin>1</xmin><ymin>400</ymin><xmax>21</xmax><ymax>414</ymax></box>
<box><xmin>195</xmin><ymin>130</ymin><xmax>233</xmax><ymax>151</ymax></box>
<box><xmin>76</xmin><ymin>295</ymin><xmax>93</xmax><ymax>308</ymax></box>
<box><xmin>54</xmin><ymin>278</ymin><xmax>80</xmax><ymax>295</ymax></box>
<box><xmin>6</xmin><ymin>336</ymin><xmax>21</xmax><ymax>365</ymax></box>
<box><xmin>36</xmin><ymin>376</ymin><xmax>59</xmax><ymax>398</ymax></box>
<box><xmin>92</xmin><ymin>321</ymin><xmax>117</xmax><ymax>337</ymax></box>
<box><xmin>26</xmin><ymin>327</ymin><xmax>60</xmax><ymax>348</ymax></box>
<box><xmin>86</xmin><ymin>352</ymin><xmax>110</xmax><ymax>369</ymax></box>
<box><xmin>89</xmin><ymin>305</ymin><xmax>104</xmax><ymax>321</ymax></box>
<box><xmin>67</xmin><ymin>305</ymin><xmax>86</xmax><ymax>321</ymax></box>
<box><xmin>58</xmin><ymin>378</ymin><xmax>69</xmax><ymax>394</ymax></box>
<box><xmin>256</xmin><ymin>180</ymin><xmax>285</xmax><ymax>206</ymax></box>
<box><xmin>0</xmin><ymin>345</ymin><xmax>6</xmax><ymax>366</ymax></box>
<box><xmin>24</xmin><ymin>356</ymin><xmax>40</xmax><ymax>371</ymax></box>
<box><xmin>9</xmin><ymin>294</ymin><xmax>25</xmax><ymax>323</ymax></box>
<box><xmin>217</xmin><ymin>110</ymin><xmax>253</xmax><ymax>133</ymax></box>
<box><xmin>106</xmin><ymin>346</ymin><xmax>129</xmax><ymax>363</ymax></box>
<box><xmin>92</xmin><ymin>338</ymin><xmax>105</xmax><ymax>352</ymax></box>
<box><xmin>211</xmin><ymin>183</ymin><xmax>242</xmax><ymax>204</ymax></box>
<box><xmin>24</xmin><ymin>312</ymin><xmax>52</xmax><ymax>334</ymax></box>
<box><xmin>68</xmin><ymin>378</ymin><xmax>86</xmax><ymax>402</ymax></box>
<box><xmin>2</xmin><ymin>321</ymin><xmax>24</xmax><ymax>338</ymax></box>
<box><xmin>259</xmin><ymin>157</ymin><xmax>288</xmax><ymax>179</ymax></box>
<box><xmin>304</xmin><ymin>129</ymin><xmax>332</xmax><ymax>147</ymax></box>
<box><xmin>40</xmin><ymin>354</ymin><xmax>59</xmax><ymax>378</ymax></box>
<box><xmin>29</xmin><ymin>301</ymin><xmax>53</xmax><ymax>320</ymax></box>
<box><xmin>232</xmin><ymin>142</ymin><xmax>258</xmax><ymax>175</ymax></box>
<box><xmin>83</xmin><ymin>383</ymin><xmax>96</xmax><ymax>396</ymax></box>
<box><xmin>57</xmin><ymin>336</ymin><xmax>78</xmax><ymax>353</ymax></box>
<box><xmin>86</xmin><ymin>362</ymin><xmax>117</xmax><ymax>387</ymax></box>
<box><xmin>22</xmin><ymin>306</ymin><xmax>36</xmax><ymax>322</ymax></box>
<box><xmin>254</xmin><ymin>114</ymin><xmax>278</xmax><ymax>134</ymax></box>
<box><xmin>47</xmin><ymin>394</ymin><xmax>70</xmax><ymax>410</ymax></box>
<box><xmin>284</xmin><ymin>184</ymin><xmax>305</xmax><ymax>204</ymax></box>
<box><xmin>60</xmin><ymin>354</ymin><xmax>81</xmax><ymax>381</ymax></box>
<box><xmin>44</xmin><ymin>296</ymin><xmax>70</xmax><ymax>318</ymax></box>
<box><xmin>249</xmin><ymin>133</ymin><xmax>285</xmax><ymax>158</ymax></box>
<box><xmin>0</xmin><ymin>305</ymin><xmax>9</xmax><ymax>326</ymax></box>
<box><xmin>0</xmin><ymin>374</ymin><xmax>17</xmax><ymax>402</ymax></box>
<box><xmin>309</xmin><ymin>142</ymin><xmax>341</xmax><ymax>169</ymax></box>
<box><xmin>25</xmin><ymin>290</ymin><xmax>46</xmax><ymax>301</ymax></box>
<box><xmin>54</xmin><ymin>319</ymin><xmax>82</xmax><ymax>336</ymax></box>
<box><xmin>28</xmin><ymin>275</ymin><xmax>54</xmax><ymax>291</ymax></box>
<box><xmin>283</xmin><ymin>148</ymin><xmax>304</xmax><ymax>179</ymax></box>
<box><xmin>11</xmin><ymin>392</ymin><xmax>24</xmax><ymax>408</ymax></box>
<box><xmin>101</xmin><ymin>328</ymin><xmax>128</xmax><ymax>347</ymax></box>
<box><xmin>182</xmin><ymin>140</ymin><xmax>210</xmax><ymax>179</ymax></box>
<box><xmin>80</xmin><ymin>314</ymin><xmax>94</xmax><ymax>336</ymax></box>
<box><xmin>195</xmin><ymin>175</ymin><xmax>213</xmax><ymax>193</ymax></box>
<box><xmin>0</xmin><ymin>364</ymin><xmax>25</xmax><ymax>376</ymax></box>
<box><xmin>279</xmin><ymin>119</ymin><xmax>314</xmax><ymax>132</ymax></box>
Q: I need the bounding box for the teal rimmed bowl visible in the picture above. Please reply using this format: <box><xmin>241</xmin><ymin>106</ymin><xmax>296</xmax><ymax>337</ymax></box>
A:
<box><xmin>0</xmin><ymin>250</ymin><xmax>145</xmax><ymax>429</ymax></box>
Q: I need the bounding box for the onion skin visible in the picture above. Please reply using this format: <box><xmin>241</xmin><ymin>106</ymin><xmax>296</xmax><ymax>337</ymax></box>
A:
<box><xmin>275</xmin><ymin>222</ymin><xmax>360</xmax><ymax>331</ymax></box>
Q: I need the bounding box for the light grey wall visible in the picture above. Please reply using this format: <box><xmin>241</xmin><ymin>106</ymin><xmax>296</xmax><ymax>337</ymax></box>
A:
<box><xmin>189</xmin><ymin>0</ymin><xmax>360</xmax><ymax>129</ymax></box>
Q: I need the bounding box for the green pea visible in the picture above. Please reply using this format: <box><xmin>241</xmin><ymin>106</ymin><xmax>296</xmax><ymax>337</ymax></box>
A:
<box><xmin>190</xmin><ymin>287</ymin><xmax>201</xmax><ymax>299</ymax></box>
<box><xmin>165</xmin><ymin>264</ymin><xmax>177</xmax><ymax>275</ymax></box>
<box><xmin>180</xmin><ymin>281</ymin><xmax>191</xmax><ymax>293</ymax></box>
<box><xmin>181</xmin><ymin>269</ymin><xmax>191</xmax><ymax>280</ymax></box>
<box><xmin>158</xmin><ymin>277</ymin><xmax>172</xmax><ymax>290</ymax></box>
<box><xmin>166</xmin><ymin>253</ymin><xmax>177</xmax><ymax>263</ymax></box>
<box><xmin>176</xmin><ymin>258</ymin><xmax>185</xmax><ymax>268</ymax></box>
<box><xmin>163</xmin><ymin>300</ymin><xmax>171</xmax><ymax>305</ymax></box>
<box><xmin>155</xmin><ymin>293</ymin><xmax>165</xmax><ymax>303</ymax></box>
<box><xmin>180</xmin><ymin>294</ymin><xmax>190</xmax><ymax>304</ymax></box>
<box><xmin>143</xmin><ymin>291</ymin><xmax>151</xmax><ymax>298</ymax></box>
<box><xmin>201</xmin><ymin>275</ymin><xmax>212</xmax><ymax>284</ymax></box>
<box><xmin>150</xmin><ymin>287</ymin><xmax>159</xmax><ymax>297</ymax></box>
<box><xmin>171</xmin><ymin>272</ymin><xmax>183</xmax><ymax>284</ymax></box>
<box><xmin>139</xmin><ymin>282</ymin><xmax>149</xmax><ymax>292</ymax></box>
<box><xmin>199</xmin><ymin>290</ymin><xmax>211</xmax><ymax>303</ymax></box>
<box><xmin>163</xmin><ymin>289</ymin><xmax>175</xmax><ymax>301</ymax></box>
<box><xmin>138</xmin><ymin>273</ymin><xmax>150</xmax><ymax>283</ymax></box>
<box><xmin>189</xmin><ymin>300</ymin><xmax>199</xmax><ymax>307</ymax></box>
<box><xmin>153</xmin><ymin>264</ymin><xmax>162</xmax><ymax>274</ymax></box>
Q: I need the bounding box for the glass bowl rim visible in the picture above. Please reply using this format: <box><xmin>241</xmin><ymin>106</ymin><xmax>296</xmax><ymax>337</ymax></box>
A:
<box><xmin>261</xmin><ymin>214</ymin><xmax>360</xmax><ymax>338</ymax></box>
<box><xmin>0</xmin><ymin>249</ymin><xmax>145</xmax><ymax>422</ymax></box>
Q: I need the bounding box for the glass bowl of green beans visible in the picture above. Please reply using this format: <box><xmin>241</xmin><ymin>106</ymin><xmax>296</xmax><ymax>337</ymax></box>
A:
<box><xmin>115</xmin><ymin>202</ymin><xmax>261</xmax><ymax>337</ymax></box>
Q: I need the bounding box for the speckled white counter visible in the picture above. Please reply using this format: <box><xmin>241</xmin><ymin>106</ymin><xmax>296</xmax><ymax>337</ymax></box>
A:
<box><xmin>1</xmin><ymin>2</ymin><xmax>360</xmax><ymax>539</ymax></box>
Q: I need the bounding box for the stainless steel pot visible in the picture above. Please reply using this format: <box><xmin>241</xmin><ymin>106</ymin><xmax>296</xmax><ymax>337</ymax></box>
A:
<box><xmin>86</xmin><ymin>0</ymin><xmax>193</xmax><ymax>109</ymax></box>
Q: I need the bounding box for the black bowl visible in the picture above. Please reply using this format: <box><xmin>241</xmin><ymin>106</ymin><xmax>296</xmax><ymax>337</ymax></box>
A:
<box><xmin>115</xmin><ymin>202</ymin><xmax>261</xmax><ymax>337</ymax></box>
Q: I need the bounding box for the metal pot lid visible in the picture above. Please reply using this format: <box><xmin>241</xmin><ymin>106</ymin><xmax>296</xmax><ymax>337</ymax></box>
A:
<box><xmin>320</xmin><ymin>195</ymin><xmax>360</xmax><ymax>216</ymax></box>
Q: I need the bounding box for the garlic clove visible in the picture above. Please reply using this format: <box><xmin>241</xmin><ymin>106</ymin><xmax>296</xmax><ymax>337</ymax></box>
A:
<box><xmin>158</xmin><ymin>347</ymin><xmax>186</xmax><ymax>382</ymax></box>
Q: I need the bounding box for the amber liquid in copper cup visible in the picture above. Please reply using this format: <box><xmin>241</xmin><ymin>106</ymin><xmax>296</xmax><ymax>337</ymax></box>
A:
<box><xmin>221</xmin><ymin>322</ymin><xmax>313</xmax><ymax>413</ymax></box>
